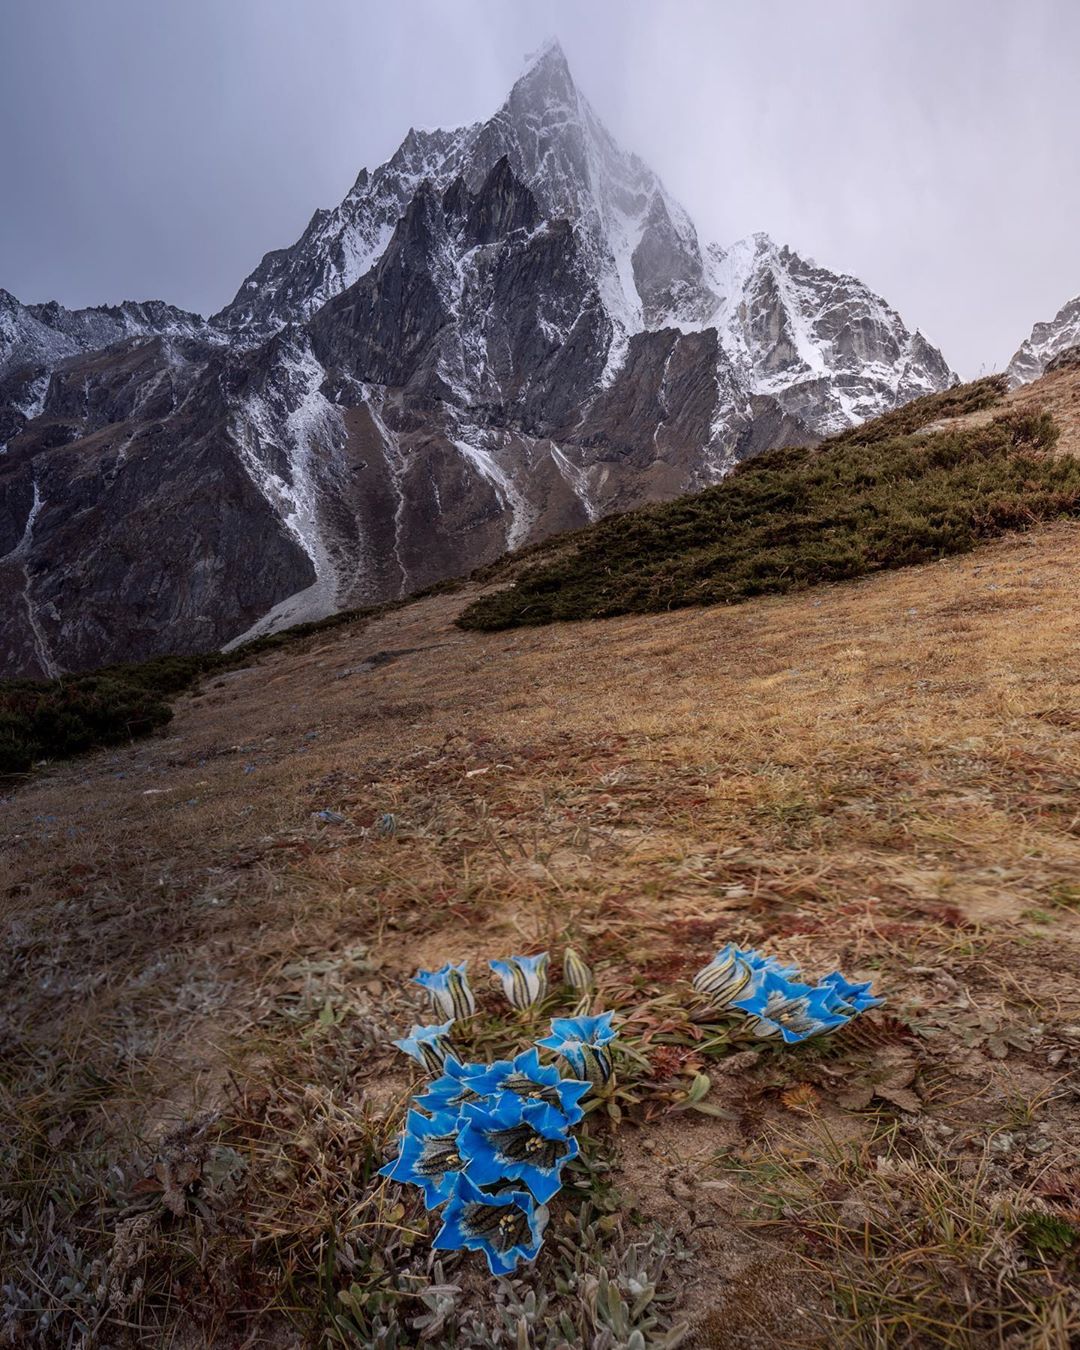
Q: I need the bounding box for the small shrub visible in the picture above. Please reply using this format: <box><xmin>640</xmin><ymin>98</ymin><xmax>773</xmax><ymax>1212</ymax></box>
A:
<box><xmin>831</xmin><ymin>374</ymin><xmax>1008</xmax><ymax>446</ymax></box>
<box><xmin>0</xmin><ymin>580</ymin><xmax>467</xmax><ymax>776</ymax></box>
<box><xmin>1020</xmin><ymin>1212</ymin><xmax>1080</xmax><ymax>1260</ymax></box>
<box><xmin>0</xmin><ymin>676</ymin><xmax>173</xmax><ymax>774</ymax></box>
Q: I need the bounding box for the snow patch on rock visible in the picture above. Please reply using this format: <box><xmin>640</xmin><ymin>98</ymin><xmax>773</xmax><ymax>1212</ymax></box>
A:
<box><xmin>7</xmin><ymin>479</ymin><xmax>60</xmax><ymax>679</ymax></box>
<box><xmin>452</xmin><ymin>429</ymin><xmax>536</xmax><ymax>551</ymax></box>
<box><xmin>224</xmin><ymin>334</ymin><xmax>352</xmax><ymax>647</ymax></box>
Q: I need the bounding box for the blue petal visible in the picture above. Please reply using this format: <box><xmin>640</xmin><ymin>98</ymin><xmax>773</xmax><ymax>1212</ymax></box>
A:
<box><xmin>471</xmin><ymin>1048</ymin><xmax>589</xmax><ymax>1124</ymax></box>
<box><xmin>431</xmin><ymin>1175</ymin><xmax>547</xmax><ymax>1274</ymax></box>
<box><xmin>457</xmin><ymin>1097</ymin><xmax>577</xmax><ymax>1205</ymax></box>
<box><xmin>818</xmin><ymin>970</ymin><xmax>885</xmax><ymax>1011</ymax></box>
<box><xmin>394</xmin><ymin>1020</ymin><xmax>454</xmax><ymax>1045</ymax></box>
<box><xmin>392</xmin><ymin>1020</ymin><xmax>455</xmax><ymax>1071</ymax></box>
<box><xmin>732</xmin><ymin>970</ymin><xmax>814</xmax><ymax>1016</ymax></box>
<box><xmin>457</xmin><ymin>1058</ymin><xmax>515</xmax><ymax>1093</ymax></box>
<box><xmin>542</xmin><ymin>1011</ymin><xmax>616</xmax><ymax>1047</ymax></box>
<box><xmin>380</xmin><ymin>1109</ymin><xmax>469</xmax><ymax>1207</ymax></box>
<box><xmin>414</xmin><ymin>962</ymin><xmax>453</xmax><ymax>990</ymax></box>
<box><xmin>732</xmin><ymin>971</ymin><xmax>849</xmax><ymax>1043</ymax></box>
<box><xmin>431</xmin><ymin>1211</ymin><xmax>469</xmax><ymax>1251</ymax></box>
<box><xmin>415</xmin><ymin>1058</ymin><xmax>501</xmax><ymax>1114</ymax></box>
<box><xmin>412</xmin><ymin>963</ymin><xmax>476</xmax><ymax>1020</ymax></box>
<box><xmin>734</xmin><ymin>947</ymin><xmax>801</xmax><ymax>980</ymax></box>
<box><xmin>819</xmin><ymin>984</ymin><xmax>854</xmax><ymax>1015</ymax></box>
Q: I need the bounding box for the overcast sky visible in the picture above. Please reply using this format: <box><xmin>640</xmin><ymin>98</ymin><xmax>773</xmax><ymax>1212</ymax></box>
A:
<box><xmin>1</xmin><ymin>0</ymin><xmax>1077</xmax><ymax>377</ymax></box>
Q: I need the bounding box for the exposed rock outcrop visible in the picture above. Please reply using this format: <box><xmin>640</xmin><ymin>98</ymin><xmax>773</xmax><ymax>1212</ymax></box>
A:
<box><xmin>1009</xmin><ymin>295</ymin><xmax>1080</xmax><ymax>386</ymax></box>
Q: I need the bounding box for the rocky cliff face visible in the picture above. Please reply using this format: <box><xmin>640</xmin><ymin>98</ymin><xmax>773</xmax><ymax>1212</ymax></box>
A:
<box><xmin>706</xmin><ymin>235</ymin><xmax>955</xmax><ymax>435</ymax></box>
<box><xmin>1008</xmin><ymin>293</ymin><xmax>1080</xmax><ymax>386</ymax></box>
<box><xmin>0</xmin><ymin>40</ymin><xmax>956</xmax><ymax>678</ymax></box>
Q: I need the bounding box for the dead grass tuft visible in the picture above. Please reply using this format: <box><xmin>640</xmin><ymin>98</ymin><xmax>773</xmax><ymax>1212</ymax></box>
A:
<box><xmin>723</xmin><ymin>1122</ymin><xmax>1080</xmax><ymax>1346</ymax></box>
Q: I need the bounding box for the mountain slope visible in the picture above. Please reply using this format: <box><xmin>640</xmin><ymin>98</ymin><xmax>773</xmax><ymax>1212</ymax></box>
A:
<box><xmin>5</xmin><ymin>465</ymin><xmax>1080</xmax><ymax>1344</ymax></box>
<box><xmin>12</xmin><ymin>364</ymin><xmax>1079</xmax><ymax>778</ymax></box>
<box><xmin>457</xmin><ymin>377</ymin><xmax>1080</xmax><ymax>631</ymax></box>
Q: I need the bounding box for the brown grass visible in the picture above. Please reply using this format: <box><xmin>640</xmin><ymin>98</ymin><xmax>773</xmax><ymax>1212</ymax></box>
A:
<box><xmin>4</xmin><ymin>371</ymin><xmax>1080</xmax><ymax>1344</ymax></box>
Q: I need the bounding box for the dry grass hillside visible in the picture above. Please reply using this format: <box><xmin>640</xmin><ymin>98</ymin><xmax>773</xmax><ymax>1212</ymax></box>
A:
<box><xmin>3</xmin><ymin>366</ymin><xmax>1080</xmax><ymax>1347</ymax></box>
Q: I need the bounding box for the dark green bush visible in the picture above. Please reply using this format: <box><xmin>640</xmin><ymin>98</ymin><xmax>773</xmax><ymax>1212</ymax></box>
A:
<box><xmin>831</xmin><ymin>374</ymin><xmax>1008</xmax><ymax>446</ymax></box>
<box><xmin>458</xmin><ymin>387</ymin><xmax>1078</xmax><ymax>632</ymax></box>
<box><xmin>0</xmin><ymin>676</ymin><xmax>173</xmax><ymax>774</ymax></box>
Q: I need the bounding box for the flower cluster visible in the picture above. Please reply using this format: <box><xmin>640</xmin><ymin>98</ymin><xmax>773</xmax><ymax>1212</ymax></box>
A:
<box><xmin>693</xmin><ymin>945</ymin><xmax>884</xmax><ymax>1043</ymax></box>
<box><xmin>385</xmin><ymin>953</ymin><xmax>615</xmax><ymax>1275</ymax></box>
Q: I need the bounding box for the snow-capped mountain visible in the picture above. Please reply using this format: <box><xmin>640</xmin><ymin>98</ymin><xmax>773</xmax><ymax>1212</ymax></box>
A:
<box><xmin>0</xmin><ymin>40</ymin><xmax>955</xmax><ymax>679</ymax></box>
<box><xmin>1008</xmin><ymin>293</ymin><xmax>1080</xmax><ymax>386</ymax></box>
<box><xmin>0</xmin><ymin>288</ymin><xmax>215</xmax><ymax>383</ymax></box>
<box><xmin>216</xmin><ymin>41</ymin><xmax>951</xmax><ymax>435</ymax></box>
<box><xmin>215</xmin><ymin>40</ymin><xmax>713</xmax><ymax>346</ymax></box>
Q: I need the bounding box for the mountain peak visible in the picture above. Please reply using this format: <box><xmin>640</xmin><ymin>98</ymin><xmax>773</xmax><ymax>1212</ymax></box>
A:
<box><xmin>508</xmin><ymin>36</ymin><xmax>578</xmax><ymax>115</ymax></box>
<box><xmin>522</xmin><ymin>36</ymin><xmax>571</xmax><ymax>76</ymax></box>
<box><xmin>1008</xmin><ymin>292</ymin><xmax>1080</xmax><ymax>386</ymax></box>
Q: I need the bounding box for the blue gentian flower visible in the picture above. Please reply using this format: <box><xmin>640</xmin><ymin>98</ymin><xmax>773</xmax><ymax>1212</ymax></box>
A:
<box><xmin>693</xmin><ymin>945</ymin><xmax>800</xmax><ymax>1009</ymax></box>
<box><xmin>749</xmin><ymin>949</ymin><xmax>801</xmax><ymax>980</ymax></box>
<box><xmin>543</xmin><ymin>1013</ymin><xmax>617</xmax><ymax>1043</ymax></box>
<box><xmin>537</xmin><ymin>1011</ymin><xmax>617</xmax><ymax>1086</ymax></box>
<box><xmin>414</xmin><ymin>962</ymin><xmax>476</xmax><ymax>1021</ymax></box>
<box><xmin>693</xmin><ymin>945</ymin><xmax>755</xmax><ymax>1007</ymax></box>
<box><xmin>413</xmin><ymin>1058</ymin><xmax>495</xmax><ymax>1115</ymax></box>
<box><xmin>458</xmin><ymin>1095</ymin><xmax>578</xmax><ymax>1203</ymax></box>
<box><xmin>818</xmin><ymin>971</ymin><xmax>885</xmax><ymax>1014</ymax></box>
<box><xmin>731</xmin><ymin>970</ymin><xmax>849</xmax><ymax>1044</ymax></box>
<box><xmin>378</xmin><ymin>1109</ymin><xmax>468</xmax><ymax>1207</ymax></box>
<box><xmin>432</xmin><ymin>1175</ymin><xmax>548</xmax><ymax>1275</ymax></box>
<box><xmin>490</xmin><ymin>953</ymin><xmax>550</xmax><ymax>1009</ymax></box>
<box><xmin>538</xmin><ymin>1012</ymin><xmax>617</xmax><ymax>1048</ymax></box>
<box><xmin>469</xmin><ymin>1048</ymin><xmax>590</xmax><ymax>1126</ymax></box>
<box><xmin>392</xmin><ymin>1020</ymin><xmax>456</xmax><ymax>1073</ymax></box>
